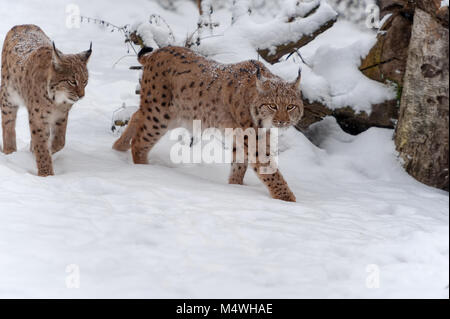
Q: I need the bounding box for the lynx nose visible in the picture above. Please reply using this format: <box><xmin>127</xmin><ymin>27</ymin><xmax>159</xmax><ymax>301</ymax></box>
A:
<box><xmin>274</xmin><ymin>120</ymin><xmax>289</xmax><ymax>127</ymax></box>
<box><xmin>78</xmin><ymin>89</ymin><xmax>85</xmax><ymax>98</ymax></box>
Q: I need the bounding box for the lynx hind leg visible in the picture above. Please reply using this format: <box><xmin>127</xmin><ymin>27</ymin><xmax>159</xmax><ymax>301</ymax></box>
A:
<box><xmin>113</xmin><ymin>110</ymin><xmax>141</xmax><ymax>152</ymax></box>
<box><xmin>1</xmin><ymin>87</ymin><xmax>19</xmax><ymax>154</ymax></box>
<box><xmin>131</xmin><ymin>83</ymin><xmax>173</xmax><ymax>164</ymax></box>
<box><xmin>131</xmin><ymin>109</ymin><xmax>171</xmax><ymax>164</ymax></box>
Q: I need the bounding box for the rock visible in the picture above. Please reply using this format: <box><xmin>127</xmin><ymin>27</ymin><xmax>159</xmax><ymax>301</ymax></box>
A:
<box><xmin>332</xmin><ymin>100</ymin><xmax>399</xmax><ymax>135</ymax></box>
<box><xmin>360</xmin><ymin>14</ymin><xmax>412</xmax><ymax>84</ymax></box>
<box><xmin>377</xmin><ymin>0</ymin><xmax>415</xmax><ymax>17</ymax></box>
<box><xmin>357</xmin><ymin>1</ymin><xmax>413</xmax><ymax>134</ymax></box>
<box><xmin>395</xmin><ymin>8</ymin><xmax>449</xmax><ymax>191</ymax></box>
<box><xmin>360</xmin><ymin>5</ymin><xmax>413</xmax><ymax>84</ymax></box>
<box><xmin>296</xmin><ymin>99</ymin><xmax>398</xmax><ymax>135</ymax></box>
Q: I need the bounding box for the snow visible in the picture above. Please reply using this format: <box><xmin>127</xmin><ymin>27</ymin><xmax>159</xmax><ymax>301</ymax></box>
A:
<box><xmin>307</xmin><ymin>34</ymin><xmax>395</xmax><ymax>111</ymax></box>
<box><xmin>0</xmin><ymin>0</ymin><xmax>448</xmax><ymax>298</ymax></box>
<box><xmin>277</xmin><ymin>20</ymin><xmax>397</xmax><ymax>112</ymax></box>
<box><xmin>281</xmin><ymin>0</ymin><xmax>321</xmax><ymax>19</ymax></box>
<box><xmin>233</xmin><ymin>0</ymin><xmax>338</xmax><ymax>50</ymax></box>
<box><xmin>131</xmin><ymin>15</ymin><xmax>176</xmax><ymax>50</ymax></box>
<box><xmin>327</xmin><ymin>0</ymin><xmax>375</xmax><ymax>25</ymax></box>
<box><xmin>442</xmin><ymin>0</ymin><xmax>449</xmax><ymax>8</ymax></box>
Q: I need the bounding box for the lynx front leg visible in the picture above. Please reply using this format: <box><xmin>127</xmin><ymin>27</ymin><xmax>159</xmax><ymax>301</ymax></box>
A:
<box><xmin>51</xmin><ymin>112</ymin><xmax>68</xmax><ymax>154</ymax></box>
<box><xmin>228</xmin><ymin>139</ymin><xmax>248</xmax><ymax>185</ymax></box>
<box><xmin>1</xmin><ymin>87</ymin><xmax>19</xmax><ymax>154</ymax></box>
<box><xmin>252</xmin><ymin>163</ymin><xmax>296</xmax><ymax>202</ymax></box>
<box><xmin>229</xmin><ymin>163</ymin><xmax>248</xmax><ymax>185</ymax></box>
<box><xmin>29</xmin><ymin>116</ymin><xmax>54</xmax><ymax>177</ymax></box>
<box><xmin>249</xmin><ymin>130</ymin><xmax>296</xmax><ymax>202</ymax></box>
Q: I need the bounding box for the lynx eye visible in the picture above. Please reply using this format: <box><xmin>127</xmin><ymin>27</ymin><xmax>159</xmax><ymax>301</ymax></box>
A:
<box><xmin>264</xmin><ymin>104</ymin><xmax>278</xmax><ymax>111</ymax></box>
<box><xmin>67</xmin><ymin>80</ymin><xmax>77</xmax><ymax>86</ymax></box>
<box><xmin>287</xmin><ymin>104</ymin><xmax>297</xmax><ymax>111</ymax></box>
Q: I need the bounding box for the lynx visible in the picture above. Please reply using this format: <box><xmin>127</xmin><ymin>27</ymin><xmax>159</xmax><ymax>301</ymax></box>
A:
<box><xmin>113</xmin><ymin>46</ymin><xmax>304</xmax><ymax>202</ymax></box>
<box><xmin>1</xmin><ymin>25</ymin><xmax>91</xmax><ymax>176</ymax></box>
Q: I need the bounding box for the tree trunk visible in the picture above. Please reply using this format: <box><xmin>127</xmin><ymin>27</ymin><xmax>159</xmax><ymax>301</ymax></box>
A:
<box><xmin>395</xmin><ymin>8</ymin><xmax>449</xmax><ymax>191</ymax></box>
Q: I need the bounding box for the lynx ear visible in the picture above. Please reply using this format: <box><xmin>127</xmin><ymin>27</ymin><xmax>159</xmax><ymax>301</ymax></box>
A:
<box><xmin>255</xmin><ymin>64</ymin><xmax>266</xmax><ymax>93</ymax></box>
<box><xmin>52</xmin><ymin>42</ymin><xmax>62</xmax><ymax>70</ymax></box>
<box><xmin>256</xmin><ymin>64</ymin><xmax>262</xmax><ymax>80</ymax></box>
<box><xmin>80</xmin><ymin>42</ymin><xmax>92</xmax><ymax>62</ymax></box>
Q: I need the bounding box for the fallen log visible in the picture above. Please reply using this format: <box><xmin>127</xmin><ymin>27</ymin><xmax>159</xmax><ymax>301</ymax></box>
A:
<box><xmin>258</xmin><ymin>18</ymin><xmax>337</xmax><ymax>65</ymax></box>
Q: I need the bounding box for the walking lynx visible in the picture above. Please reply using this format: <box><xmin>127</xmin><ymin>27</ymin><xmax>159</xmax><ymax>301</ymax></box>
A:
<box><xmin>1</xmin><ymin>25</ymin><xmax>91</xmax><ymax>176</ymax></box>
<box><xmin>114</xmin><ymin>46</ymin><xmax>304</xmax><ymax>201</ymax></box>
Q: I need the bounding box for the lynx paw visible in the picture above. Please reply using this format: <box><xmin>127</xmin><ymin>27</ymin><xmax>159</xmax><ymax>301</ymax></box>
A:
<box><xmin>228</xmin><ymin>177</ymin><xmax>244</xmax><ymax>185</ymax></box>
<box><xmin>113</xmin><ymin>139</ymin><xmax>131</xmax><ymax>152</ymax></box>
<box><xmin>38</xmin><ymin>168</ymin><xmax>55</xmax><ymax>177</ymax></box>
<box><xmin>272</xmin><ymin>190</ymin><xmax>296</xmax><ymax>202</ymax></box>
<box><xmin>51</xmin><ymin>144</ymin><xmax>65</xmax><ymax>154</ymax></box>
<box><xmin>2</xmin><ymin>147</ymin><xmax>16</xmax><ymax>155</ymax></box>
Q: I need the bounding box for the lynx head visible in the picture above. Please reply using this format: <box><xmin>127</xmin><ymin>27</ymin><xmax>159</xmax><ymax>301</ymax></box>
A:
<box><xmin>250</xmin><ymin>67</ymin><xmax>304</xmax><ymax>129</ymax></box>
<box><xmin>49</xmin><ymin>42</ymin><xmax>92</xmax><ymax>104</ymax></box>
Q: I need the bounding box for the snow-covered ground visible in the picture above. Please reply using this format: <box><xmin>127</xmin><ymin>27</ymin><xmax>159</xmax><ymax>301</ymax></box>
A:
<box><xmin>0</xmin><ymin>0</ymin><xmax>448</xmax><ymax>298</ymax></box>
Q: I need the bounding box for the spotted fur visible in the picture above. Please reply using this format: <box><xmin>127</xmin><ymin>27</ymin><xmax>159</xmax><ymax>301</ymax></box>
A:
<box><xmin>113</xmin><ymin>46</ymin><xmax>304</xmax><ymax>201</ymax></box>
<box><xmin>1</xmin><ymin>25</ymin><xmax>91</xmax><ymax>176</ymax></box>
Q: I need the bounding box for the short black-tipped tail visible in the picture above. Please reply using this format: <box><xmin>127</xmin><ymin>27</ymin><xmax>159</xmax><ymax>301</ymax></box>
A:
<box><xmin>137</xmin><ymin>46</ymin><xmax>154</xmax><ymax>64</ymax></box>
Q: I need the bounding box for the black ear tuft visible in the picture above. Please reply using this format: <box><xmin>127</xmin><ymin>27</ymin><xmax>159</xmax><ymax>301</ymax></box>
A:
<box><xmin>138</xmin><ymin>46</ymin><xmax>154</xmax><ymax>60</ymax></box>
<box><xmin>256</xmin><ymin>64</ymin><xmax>261</xmax><ymax>80</ymax></box>
<box><xmin>85</xmin><ymin>42</ymin><xmax>93</xmax><ymax>60</ymax></box>
<box><xmin>295</xmin><ymin>65</ymin><xmax>302</xmax><ymax>88</ymax></box>
<box><xmin>250</xmin><ymin>60</ymin><xmax>262</xmax><ymax>80</ymax></box>
<box><xmin>52</xmin><ymin>42</ymin><xmax>60</xmax><ymax>58</ymax></box>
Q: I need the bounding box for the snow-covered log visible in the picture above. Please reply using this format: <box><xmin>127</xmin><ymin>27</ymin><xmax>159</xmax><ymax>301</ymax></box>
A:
<box><xmin>252</xmin><ymin>0</ymin><xmax>338</xmax><ymax>64</ymax></box>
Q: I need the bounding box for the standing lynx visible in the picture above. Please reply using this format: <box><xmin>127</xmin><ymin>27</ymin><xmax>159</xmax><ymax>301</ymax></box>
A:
<box><xmin>1</xmin><ymin>25</ymin><xmax>91</xmax><ymax>176</ymax></box>
<box><xmin>113</xmin><ymin>46</ymin><xmax>304</xmax><ymax>202</ymax></box>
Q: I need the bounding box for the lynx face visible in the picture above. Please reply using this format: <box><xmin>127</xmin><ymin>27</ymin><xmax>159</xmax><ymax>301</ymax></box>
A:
<box><xmin>251</xmin><ymin>78</ymin><xmax>304</xmax><ymax>129</ymax></box>
<box><xmin>50</xmin><ymin>45</ymin><xmax>91</xmax><ymax>104</ymax></box>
